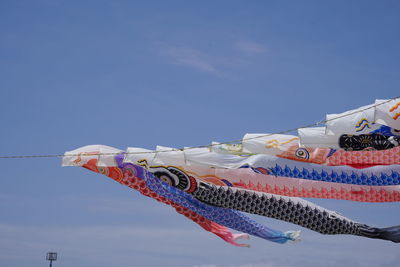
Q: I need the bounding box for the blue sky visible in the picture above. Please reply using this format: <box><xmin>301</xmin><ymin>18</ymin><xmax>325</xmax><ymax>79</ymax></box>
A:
<box><xmin>0</xmin><ymin>1</ymin><xmax>399</xmax><ymax>266</ymax></box>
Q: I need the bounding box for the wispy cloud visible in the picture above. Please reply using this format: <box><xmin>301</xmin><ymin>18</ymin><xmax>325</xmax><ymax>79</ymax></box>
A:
<box><xmin>235</xmin><ymin>40</ymin><xmax>266</xmax><ymax>54</ymax></box>
<box><xmin>166</xmin><ymin>47</ymin><xmax>219</xmax><ymax>74</ymax></box>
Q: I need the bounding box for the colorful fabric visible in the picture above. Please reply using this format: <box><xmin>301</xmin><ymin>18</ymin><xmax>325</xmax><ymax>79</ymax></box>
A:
<box><xmin>216</xmin><ymin>131</ymin><xmax>400</xmax><ymax>167</ymax></box>
<box><xmin>324</xmin><ymin>99</ymin><xmax>400</xmax><ymax>135</ymax></box>
<box><xmin>114</xmin><ymin>155</ymin><xmax>299</xmax><ymax>244</ymax></box>
<box><xmin>124</xmin><ymin>146</ymin><xmax>400</xmax><ymax>202</ymax></box>
<box><xmin>63</xmin><ymin>146</ymin><xmax>251</xmax><ymax>247</ymax></box>
<box><xmin>63</xmin><ymin>146</ymin><xmax>299</xmax><ymax>245</ymax></box>
<box><xmin>372</xmin><ymin>125</ymin><xmax>400</xmax><ymax>136</ymax></box>
<box><xmin>325</xmin><ymin>103</ymin><xmax>379</xmax><ymax>135</ymax></box>
<box><xmin>327</xmin><ymin>146</ymin><xmax>400</xmax><ymax>167</ymax></box>
<box><xmin>177</xmin><ymin>149</ymin><xmax>400</xmax><ymax>186</ymax></box>
<box><xmin>187</xmin><ymin>168</ymin><xmax>400</xmax><ymax>203</ymax></box>
<box><xmin>375</xmin><ymin>99</ymin><xmax>400</xmax><ymax>129</ymax></box>
<box><xmin>63</xmin><ymin>99</ymin><xmax>400</xmax><ymax>245</ymax></box>
<box><xmin>297</xmin><ymin>99</ymin><xmax>400</xmax><ymax>150</ymax></box>
<box><xmin>240</xmin><ymin>134</ymin><xmax>299</xmax><ymax>155</ymax></box>
<box><xmin>339</xmin><ymin>134</ymin><xmax>400</xmax><ymax>151</ymax></box>
<box><xmin>146</xmin><ymin>164</ymin><xmax>400</xmax><ymax>243</ymax></box>
<box><xmin>82</xmin><ymin>158</ymin><xmax>251</xmax><ymax>247</ymax></box>
<box><xmin>269</xmin><ymin>142</ymin><xmax>400</xmax><ymax>167</ymax></box>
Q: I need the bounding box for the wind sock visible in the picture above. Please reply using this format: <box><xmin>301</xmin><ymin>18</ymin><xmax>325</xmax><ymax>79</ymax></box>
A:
<box><xmin>63</xmin><ymin>145</ymin><xmax>299</xmax><ymax>247</ymax></box>
<box><xmin>63</xmin><ymin>98</ymin><xmax>400</xmax><ymax>245</ymax></box>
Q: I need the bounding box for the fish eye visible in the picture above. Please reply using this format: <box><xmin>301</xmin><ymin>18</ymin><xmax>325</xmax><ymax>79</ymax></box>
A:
<box><xmin>167</xmin><ymin>167</ymin><xmax>190</xmax><ymax>191</ymax></box>
<box><xmin>391</xmin><ymin>128</ymin><xmax>400</xmax><ymax>136</ymax></box>
<box><xmin>295</xmin><ymin>148</ymin><xmax>310</xmax><ymax>159</ymax></box>
<box><xmin>153</xmin><ymin>171</ymin><xmax>176</xmax><ymax>187</ymax></box>
<box><xmin>159</xmin><ymin>175</ymin><xmax>173</xmax><ymax>186</ymax></box>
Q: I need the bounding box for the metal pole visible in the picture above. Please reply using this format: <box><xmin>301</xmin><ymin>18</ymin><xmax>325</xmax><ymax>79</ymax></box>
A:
<box><xmin>49</xmin><ymin>259</ymin><xmax>52</xmax><ymax>267</ymax></box>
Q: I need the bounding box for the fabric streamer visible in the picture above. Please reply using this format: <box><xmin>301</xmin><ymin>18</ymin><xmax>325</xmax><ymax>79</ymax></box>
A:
<box><xmin>215</xmin><ymin>132</ymin><xmax>400</xmax><ymax>167</ymax></box>
<box><xmin>114</xmin><ymin>154</ymin><xmax>299</xmax><ymax>244</ymax></box>
<box><xmin>63</xmin><ymin>146</ymin><xmax>299</xmax><ymax>246</ymax></box>
<box><xmin>178</xmin><ymin>149</ymin><xmax>400</xmax><ymax>187</ymax></box>
<box><xmin>145</xmin><ymin>164</ymin><xmax>400</xmax><ymax>242</ymax></box>
<box><xmin>339</xmin><ymin>134</ymin><xmax>400</xmax><ymax>151</ymax></box>
<box><xmin>375</xmin><ymin>99</ymin><xmax>400</xmax><ymax>129</ymax></box>
<box><xmin>325</xmin><ymin>103</ymin><xmax>379</xmax><ymax>135</ymax></box>
<box><xmin>63</xmin><ymin>98</ymin><xmax>400</xmax><ymax>246</ymax></box>
<box><xmin>63</xmin><ymin>146</ymin><xmax>251</xmax><ymax>247</ymax></box>
<box><xmin>327</xmin><ymin>146</ymin><xmax>400</xmax><ymax>167</ymax></box>
<box><xmin>124</xmin><ymin>146</ymin><xmax>400</xmax><ymax>202</ymax></box>
<box><xmin>186</xmin><ymin>168</ymin><xmax>400</xmax><ymax>203</ymax></box>
<box><xmin>83</xmin><ymin>158</ymin><xmax>250</xmax><ymax>247</ymax></box>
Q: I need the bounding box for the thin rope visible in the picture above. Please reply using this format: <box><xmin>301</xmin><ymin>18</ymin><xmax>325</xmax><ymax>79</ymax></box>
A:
<box><xmin>0</xmin><ymin>97</ymin><xmax>398</xmax><ymax>159</ymax></box>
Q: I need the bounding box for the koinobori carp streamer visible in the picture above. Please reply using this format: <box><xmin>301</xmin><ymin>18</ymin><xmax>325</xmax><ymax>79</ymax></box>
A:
<box><xmin>63</xmin><ymin>98</ymin><xmax>400</xmax><ymax>246</ymax></box>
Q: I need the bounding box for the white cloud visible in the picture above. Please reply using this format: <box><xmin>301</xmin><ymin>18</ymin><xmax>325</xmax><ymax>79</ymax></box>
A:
<box><xmin>166</xmin><ymin>47</ymin><xmax>219</xmax><ymax>74</ymax></box>
<box><xmin>235</xmin><ymin>40</ymin><xmax>266</xmax><ymax>54</ymax></box>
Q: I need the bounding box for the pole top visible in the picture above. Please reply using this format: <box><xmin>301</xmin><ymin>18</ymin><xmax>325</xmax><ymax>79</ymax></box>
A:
<box><xmin>46</xmin><ymin>252</ymin><xmax>57</xmax><ymax>261</ymax></box>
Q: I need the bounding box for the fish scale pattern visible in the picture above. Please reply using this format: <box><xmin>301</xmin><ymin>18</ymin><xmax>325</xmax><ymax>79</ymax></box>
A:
<box><xmin>83</xmin><ymin>159</ymin><xmax>251</xmax><ymax>246</ymax></box>
<box><xmin>192</xmin><ymin>183</ymin><xmax>364</xmax><ymax>236</ymax></box>
<box><xmin>235</xmin><ymin>181</ymin><xmax>400</xmax><ymax>202</ymax></box>
<box><xmin>327</xmin><ymin>146</ymin><xmax>400</xmax><ymax>166</ymax></box>
<box><xmin>115</xmin><ymin>158</ymin><xmax>297</xmax><ymax>244</ymax></box>
<box><xmin>269</xmin><ymin>164</ymin><xmax>400</xmax><ymax>186</ymax></box>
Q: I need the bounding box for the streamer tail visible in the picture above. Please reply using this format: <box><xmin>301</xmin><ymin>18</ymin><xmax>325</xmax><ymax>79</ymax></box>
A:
<box><xmin>358</xmin><ymin>224</ymin><xmax>400</xmax><ymax>243</ymax></box>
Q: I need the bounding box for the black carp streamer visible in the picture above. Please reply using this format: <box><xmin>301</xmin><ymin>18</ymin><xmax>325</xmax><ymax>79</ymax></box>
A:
<box><xmin>151</xmin><ymin>165</ymin><xmax>400</xmax><ymax>243</ymax></box>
